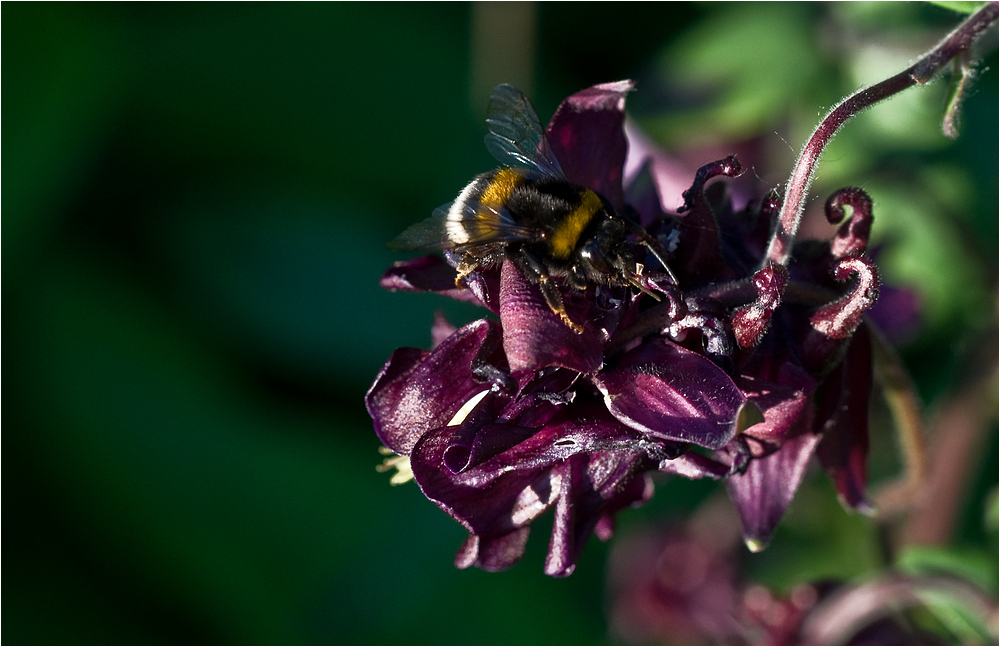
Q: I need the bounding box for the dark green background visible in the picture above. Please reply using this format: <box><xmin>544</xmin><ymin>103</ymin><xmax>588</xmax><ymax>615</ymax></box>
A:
<box><xmin>5</xmin><ymin>3</ymin><xmax>996</xmax><ymax>644</ymax></box>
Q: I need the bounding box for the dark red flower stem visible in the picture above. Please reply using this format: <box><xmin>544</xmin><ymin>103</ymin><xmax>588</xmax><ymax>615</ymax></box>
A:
<box><xmin>764</xmin><ymin>2</ymin><xmax>999</xmax><ymax>266</ymax></box>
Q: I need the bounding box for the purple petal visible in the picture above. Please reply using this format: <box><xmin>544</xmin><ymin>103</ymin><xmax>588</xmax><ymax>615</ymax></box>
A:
<box><xmin>409</xmin><ymin>404</ymin><xmax>654</xmax><ymax>572</ymax></box>
<box><xmin>659</xmin><ymin>451</ymin><xmax>731</xmax><ymax>480</ymax></box>
<box><xmin>546</xmin><ymin>80</ymin><xmax>634</xmax><ymax>211</ymax></box>
<box><xmin>430</xmin><ymin>311</ymin><xmax>457</xmax><ymax>349</ymax></box>
<box><xmin>365</xmin><ymin>319</ymin><xmax>505</xmax><ymax>454</ymax></box>
<box><xmin>499</xmin><ymin>259</ymin><xmax>605</xmax><ymax>374</ymax></box>
<box><xmin>814</xmin><ymin>324</ymin><xmax>874</xmax><ymax>513</ymax></box>
<box><xmin>380</xmin><ymin>255</ymin><xmax>487</xmax><ymax>307</ymax></box>
<box><xmin>365</xmin><ymin>346</ymin><xmax>428</xmax><ymax>451</ymax></box>
<box><xmin>866</xmin><ymin>284</ymin><xmax>921</xmax><ymax>345</ymax></box>
<box><xmin>455</xmin><ymin>528</ymin><xmax>531</xmax><ymax>572</ymax></box>
<box><xmin>594</xmin><ymin>337</ymin><xmax>748</xmax><ymax>449</ymax></box>
<box><xmin>734</xmin><ymin>361</ymin><xmax>816</xmax><ymax>448</ymax></box>
<box><xmin>624</xmin><ymin>120</ymin><xmax>694</xmax><ymax>217</ymax></box>
<box><xmin>545</xmin><ymin>451</ymin><xmax>653</xmax><ymax>577</ymax></box>
<box><xmin>726</xmin><ymin>432</ymin><xmax>820</xmax><ymax>551</ymax></box>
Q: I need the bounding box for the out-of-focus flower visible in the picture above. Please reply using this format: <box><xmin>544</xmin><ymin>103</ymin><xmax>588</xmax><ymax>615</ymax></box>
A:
<box><xmin>605</xmin><ymin>499</ymin><xmax>747</xmax><ymax>645</ymax></box>
<box><xmin>606</xmin><ymin>512</ymin><xmax>999</xmax><ymax>645</ymax></box>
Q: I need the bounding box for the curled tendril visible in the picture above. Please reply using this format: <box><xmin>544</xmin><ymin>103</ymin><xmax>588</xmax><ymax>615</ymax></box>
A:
<box><xmin>826</xmin><ymin>187</ymin><xmax>873</xmax><ymax>259</ymax></box>
<box><xmin>764</xmin><ymin>3</ymin><xmax>998</xmax><ymax>268</ymax></box>
<box><xmin>731</xmin><ymin>262</ymin><xmax>790</xmax><ymax>349</ymax></box>
<box><xmin>811</xmin><ymin>256</ymin><xmax>880</xmax><ymax>340</ymax></box>
<box><xmin>679</xmin><ymin>155</ymin><xmax>743</xmax><ymax>214</ymax></box>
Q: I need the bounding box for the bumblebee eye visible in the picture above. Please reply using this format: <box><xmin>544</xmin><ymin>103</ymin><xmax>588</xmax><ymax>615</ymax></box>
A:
<box><xmin>580</xmin><ymin>241</ymin><xmax>612</xmax><ymax>274</ymax></box>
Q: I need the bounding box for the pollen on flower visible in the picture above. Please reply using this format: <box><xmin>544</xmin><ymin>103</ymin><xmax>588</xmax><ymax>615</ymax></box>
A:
<box><xmin>376</xmin><ymin>446</ymin><xmax>414</xmax><ymax>485</ymax></box>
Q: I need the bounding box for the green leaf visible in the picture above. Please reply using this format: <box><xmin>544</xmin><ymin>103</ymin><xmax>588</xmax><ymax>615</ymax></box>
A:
<box><xmin>897</xmin><ymin>545</ymin><xmax>997</xmax><ymax>593</ymax></box>
<box><xmin>924</xmin><ymin>1</ymin><xmax>989</xmax><ymax>15</ymax></box>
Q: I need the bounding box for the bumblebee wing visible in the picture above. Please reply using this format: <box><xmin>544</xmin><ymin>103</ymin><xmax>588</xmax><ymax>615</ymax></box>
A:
<box><xmin>484</xmin><ymin>84</ymin><xmax>566</xmax><ymax>181</ymax></box>
<box><xmin>388</xmin><ymin>201</ymin><xmax>538</xmax><ymax>251</ymax></box>
<box><xmin>387</xmin><ymin>211</ymin><xmax>454</xmax><ymax>251</ymax></box>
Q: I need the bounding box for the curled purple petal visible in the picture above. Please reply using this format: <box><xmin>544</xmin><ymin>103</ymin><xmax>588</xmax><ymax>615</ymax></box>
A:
<box><xmin>365</xmin><ymin>319</ymin><xmax>505</xmax><ymax>454</ymax></box>
<box><xmin>674</xmin><ymin>156</ymin><xmax>743</xmax><ymax>282</ymax></box>
<box><xmin>546</xmin><ymin>80</ymin><xmax>634</xmax><ymax>211</ymax></box>
<box><xmin>811</xmin><ymin>256</ymin><xmax>880</xmax><ymax>340</ymax></box>
<box><xmin>594</xmin><ymin>337</ymin><xmax>748</xmax><ymax>449</ymax></box>
<box><xmin>679</xmin><ymin>155</ymin><xmax>743</xmax><ymax>214</ymax></box>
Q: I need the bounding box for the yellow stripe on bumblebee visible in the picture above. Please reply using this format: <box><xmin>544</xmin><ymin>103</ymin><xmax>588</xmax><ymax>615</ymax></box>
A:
<box><xmin>549</xmin><ymin>189</ymin><xmax>602</xmax><ymax>259</ymax></box>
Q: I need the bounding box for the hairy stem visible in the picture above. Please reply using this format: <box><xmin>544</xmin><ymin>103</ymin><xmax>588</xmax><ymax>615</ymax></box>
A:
<box><xmin>764</xmin><ymin>2</ymin><xmax>999</xmax><ymax>266</ymax></box>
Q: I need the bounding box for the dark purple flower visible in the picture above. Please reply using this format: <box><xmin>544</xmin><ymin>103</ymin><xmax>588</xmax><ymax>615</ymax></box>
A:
<box><xmin>370</xmin><ymin>317</ymin><xmax>667</xmax><ymax>575</ymax></box>
<box><xmin>369</xmin><ymin>80</ymin><xmax>886</xmax><ymax>572</ymax></box>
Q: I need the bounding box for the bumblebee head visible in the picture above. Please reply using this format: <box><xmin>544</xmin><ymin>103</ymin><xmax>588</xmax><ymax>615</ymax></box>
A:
<box><xmin>574</xmin><ymin>218</ymin><xmax>666</xmax><ymax>301</ymax></box>
<box><xmin>575</xmin><ymin>219</ymin><xmax>631</xmax><ymax>283</ymax></box>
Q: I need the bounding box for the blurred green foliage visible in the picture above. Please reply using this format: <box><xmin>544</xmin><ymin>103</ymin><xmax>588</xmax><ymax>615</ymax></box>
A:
<box><xmin>4</xmin><ymin>3</ymin><xmax>996</xmax><ymax>644</ymax></box>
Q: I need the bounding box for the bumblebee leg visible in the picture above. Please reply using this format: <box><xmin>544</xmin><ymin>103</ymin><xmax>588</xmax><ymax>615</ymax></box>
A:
<box><xmin>514</xmin><ymin>250</ymin><xmax>584</xmax><ymax>334</ymax></box>
<box><xmin>454</xmin><ymin>258</ymin><xmax>478</xmax><ymax>288</ymax></box>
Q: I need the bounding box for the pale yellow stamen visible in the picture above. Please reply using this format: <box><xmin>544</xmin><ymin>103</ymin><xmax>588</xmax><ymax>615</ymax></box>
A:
<box><xmin>448</xmin><ymin>390</ymin><xmax>490</xmax><ymax>426</ymax></box>
<box><xmin>376</xmin><ymin>446</ymin><xmax>414</xmax><ymax>485</ymax></box>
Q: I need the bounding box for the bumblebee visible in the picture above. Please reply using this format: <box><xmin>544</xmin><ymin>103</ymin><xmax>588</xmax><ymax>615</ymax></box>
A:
<box><xmin>390</xmin><ymin>84</ymin><xmax>674</xmax><ymax>333</ymax></box>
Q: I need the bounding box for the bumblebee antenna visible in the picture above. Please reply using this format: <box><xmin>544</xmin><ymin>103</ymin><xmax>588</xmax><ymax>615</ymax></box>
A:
<box><xmin>640</xmin><ymin>238</ymin><xmax>678</xmax><ymax>284</ymax></box>
<box><xmin>620</xmin><ymin>218</ymin><xmax>678</xmax><ymax>283</ymax></box>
